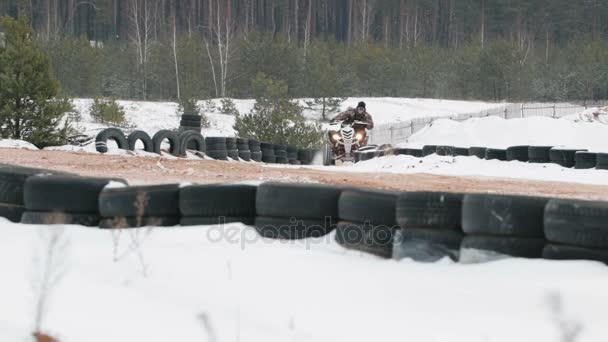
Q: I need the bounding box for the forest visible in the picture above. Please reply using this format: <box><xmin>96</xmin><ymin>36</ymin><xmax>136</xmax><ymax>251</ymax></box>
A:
<box><xmin>1</xmin><ymin>0</ymin><xmax>608</xmax><ymax>102</ymax></box>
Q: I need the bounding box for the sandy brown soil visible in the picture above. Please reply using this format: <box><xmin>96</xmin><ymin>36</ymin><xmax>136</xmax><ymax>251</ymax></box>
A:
<box><xmin>2</xmin><ymin>148</ymin><xmax>608</xmax><ymax>201</ymax></box>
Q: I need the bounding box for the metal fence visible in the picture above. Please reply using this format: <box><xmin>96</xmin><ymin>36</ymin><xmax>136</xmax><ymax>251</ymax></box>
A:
<box><xmin>368</xmin><ymin>101</ymin><xmax>608</xmax><ymax>146</ymax></box>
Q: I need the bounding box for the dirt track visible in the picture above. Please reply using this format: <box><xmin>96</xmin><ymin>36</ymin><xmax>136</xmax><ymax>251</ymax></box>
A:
<box><xmin>2</xmin><ymin>148</ymin><xmax>607</xmax><ymax>201</ymax></box>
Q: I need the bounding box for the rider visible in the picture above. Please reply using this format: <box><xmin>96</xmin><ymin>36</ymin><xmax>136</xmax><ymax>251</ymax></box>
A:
<box><xmin>332</xmin><ymin>101</ymin><xmax>374</xmax><ymax>130</ymax></box>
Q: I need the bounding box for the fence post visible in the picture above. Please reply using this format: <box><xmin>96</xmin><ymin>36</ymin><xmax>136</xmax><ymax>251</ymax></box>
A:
<box><xmin>504</xmin><ymin>107</ymin><xmax>507</xmax><ymax>119</ymax></box>
<box><xmin>520</xmin><ymin>103</ymin><xmax>524</xmax><ymax>118</ymax></box>
<box><xmin>389</xmin><ymin>126</ymin><xmax>394</xmax><ymax>144</ymax></box>
<box><xmin>552</xmin><ymin>103</ymin><xmax>556</xmax><ymax>118</ymax></box>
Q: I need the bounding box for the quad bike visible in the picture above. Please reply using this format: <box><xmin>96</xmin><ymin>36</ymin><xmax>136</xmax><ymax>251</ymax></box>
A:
<box><xmin>322</xmin><ymin>120</ymin><xmax>373</xmax><ymax>166</ymax></box>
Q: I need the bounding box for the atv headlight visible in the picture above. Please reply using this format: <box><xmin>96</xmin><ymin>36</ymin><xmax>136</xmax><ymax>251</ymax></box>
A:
<box><xmin>355</xmin><ymin>133</ymin><xmax>364</xmax><ymax>141</ymax></box>
<box><xmin>332</xmin><ymin>133</ymin><xmax>341</xmax><ymax>142</ymax></box>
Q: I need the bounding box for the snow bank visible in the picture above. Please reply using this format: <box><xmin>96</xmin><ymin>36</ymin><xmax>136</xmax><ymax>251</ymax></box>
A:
<box><xmin>2</xmin><ymin>223</ymin><xmax>608</xmax><ymax>342</ymax></box>
<box><xmin>400</xmin><ymin>116</ymin><xmax>608</xmax><ymax>152</ymax></box>
<box><xmin>0</xmin><ymin>139</ymin><xmax>38</xmax><ymax>150</ymax></box>
<box><xmin>567</xmin><ymin>106</ymin><xmax>608</xmax><ymax>125</ymax></box>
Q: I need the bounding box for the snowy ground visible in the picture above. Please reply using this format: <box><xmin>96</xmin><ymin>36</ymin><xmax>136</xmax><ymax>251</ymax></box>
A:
<box><xmin>2</xmin><ymin>222</ymin><xmax>608</xmax><ymax>342</ymax></box>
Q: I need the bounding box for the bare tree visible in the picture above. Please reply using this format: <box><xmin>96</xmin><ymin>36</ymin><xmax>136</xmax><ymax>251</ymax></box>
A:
<box><xmin>203</xmin><ymin>0</ymin><xmax>236</xmax><ymax>98</ymax></box>
<box><xmin>129</xmin><ymin>0</ymin><xmax>157</xmax><ymax>99</ymax></box>
<box><xmin>172</xmin><ymin>14</ymin><xmax>181</xmax><ymax>99</ymax></box>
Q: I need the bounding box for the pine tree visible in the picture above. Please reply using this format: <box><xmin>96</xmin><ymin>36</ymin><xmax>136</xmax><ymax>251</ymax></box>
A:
<box><xmin>0</xmin><ymin>16</ymin><xmax>75</xmax><ymax>148</ymax></box>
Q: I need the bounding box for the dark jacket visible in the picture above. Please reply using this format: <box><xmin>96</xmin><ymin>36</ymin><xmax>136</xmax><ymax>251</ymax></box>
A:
<box><xmin>333</xmin><ymin>108</ymin><xmax>374</xmax><ymax>130</ymax></box>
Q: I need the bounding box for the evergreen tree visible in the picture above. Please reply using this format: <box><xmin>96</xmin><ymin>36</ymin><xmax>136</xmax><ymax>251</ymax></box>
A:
<box><xmin>0</xmin><ymin>16</ymin><xmax>74</xmax><ymax>148</ymax></box>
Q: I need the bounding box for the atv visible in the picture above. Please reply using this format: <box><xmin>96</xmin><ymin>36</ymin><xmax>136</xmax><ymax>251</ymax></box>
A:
<box><xmin>322</xmin><ymin>119</ymin><xmax>371</xmax><ymax>166</ymax></box>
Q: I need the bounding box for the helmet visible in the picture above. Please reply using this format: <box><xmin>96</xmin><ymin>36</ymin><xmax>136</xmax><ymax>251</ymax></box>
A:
<box><xmin>357</xmin><ymin>101</ymin><xmax>366</xmax><ymax>109</ymax></box>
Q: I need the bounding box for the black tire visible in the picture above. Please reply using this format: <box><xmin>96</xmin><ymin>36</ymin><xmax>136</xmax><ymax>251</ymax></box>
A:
<box><xmin>262</xmin><ymin>156</ymin><xmax>276</xmax><ymax>163</ymax></box>
<box><xmin>99</xmin><ymin>216</ymin><xmax>179</xmax><ymax>229</ymax></box>
<box><xmin>544</xmin><ymin>199</ymin><xmax>608</xmax><ymax>249</ymax></box>
<box><xmin>99</xmin><ymin>184</ymin><xmax>180</xmax><ymax>217</ymax></box>
<box><xmin>206</xmin><ymin>137</ymin><xmax>226</xmax><ymax>145</ymax></box>
<box><xmin>206</xmin><ymin>143</ymin><xmax>227</xmax><ymax>151</ymax></box>
<box><xmin>275</xmin><ymin>157</ymin><xmax>288</xmax><ymax>164</ymax></box>
<box><xmin>287</xmin><ymin>152</ymin><xmax>298</xmax><ymax>160</ymax></box>
<box><xmin>262</xmin><ymin>148</ymin><xmax>275</xmax><ymax>157</ymax></box>
<box><xmin>597</xmin><ymin>153</ymin><xmax>608</xmax><ymax>169</ymax></box>
<box><xmin>485</xmin><ymin>148</ymin><xmax>507</xmax><ymax>161</ymax></box>
<box><xmin>335</xmin><ymin>221</ymin><xmax>397</xmax><ymax>259</ymax></box>
<box><xmin>256</xmin><ymin>183</ymin><xmax>343</xmax><ymax>220</ymax></box>
<box><xmin>225</xmin><ymin>138</ymin><xmax>237</xmax><ymax>149</ymax></box>
<box><xmin>396</xmin><ymin>192</ymin><xmax>463</xmax><ymax>230</ymax></box>
<box><xmin>460</xmin><ymin>236</ymin><xmax>545</xmax><ymax>263</ymax></box>
<box><xmin>237</xmin><ymin>144</ymin><xmax>250</xmax><ymax>151</ymax></box>
<box><xmin>394</xmin><ymin>148</ymin><xmax>421</xmax><ymax>157</ymax></box>
<box><xmin>152</xmin><ymin>130</ymin><xmax>180</xmax><ymax>156</ymax></box>
<box><xmin>127</xmin><ymin>130</ymin><xmax>154</xmax><ymax>152</ymax></box>
<box><xmin>249</xmin><ymin>146</ymin><xmax>261</xmax><ymax>153</ymax></box>
<box><xmin>239</xmin><ymin>151</ymin><xmax>252</xmax><ymax>161</ymax></box>
<box><xmin>260</xmin><ymin>142</ymin><xmax>274</xmax><ymax>149</ymax></box>
<box><xmin>338</xmin><ymin>189</ymin><xmax>399</xmax><ymax>226</ymax></box>
<box><xmin>393</xmin><ymin>228</ymin><xmax>463</xmax><ymax>262</ymax></box>
<box><xmin>181</xmin><ymin>114</ymin><xmax>202</xmax><ymax>122</ymax></box>
<box><xmin>543</xmin><ymin>244</ymin><xmax>608</xmax><ymax>264</ymax></box>
<box><xmin>255</xmin><ymin>216</ymin><xmax>335</xmax><ymax>240</ymax></box>
<box><xmin>298</xmin><ymin>149</ymin><xmax>314</xmax><ymax>163</ymax></box>
<box><xmin>0</xmin><ymin>166</ymin><xmax>59</xmax><ymax>205</ymax></box>
<box><xmin>0</xmin><ymin>202</ymin><xmax>25</xmax><ymax>222</ymax></box>
<box><xmin>453</xmin><ymin>147</ymin><xmax>470</xmax><ymax>156</ymax></box>
<box><xmin>436</xmin><ymin>146</ymin><xmax>454</xmax><ymax>156</ymax></box>
<box><xmin>574</xmin><ymin>152</ymin><xmax>597</xmax><ymax>169</ymax></box>
<box><xmin>529</xmin><ymin>146</ymin><xmax>553</xmax><ymax>163</ymax></box>
<box><xmin>21</xmin><ymin>211</ymin><xmax>100</xmax><ymax>227</ymax></box>
<box><xmin>359</xmin><ymin>151</ymin><xmax>377</xmax><ymax>161</ymax></box>
<box><xmin>469</xmin><ymin>147</ymin><xmax>487</xmax><ymax>159</ymax></box>
<box><xmin>237</xmin><ymin>138</ymin><xmax>249</xmax><ymax>145</ymax></box>
<box><xmin>24</xmin><ymin>175</ymin><xmax>126</xmax><ymax>214</ymax></box>
<box><xmin>462</xmin><ymin>194</ymin><xmax>548</xmax><ymax>237</ymax></box>
<box><xmin>550</xmin><ymin>148</ymin><xmax>587</xmax><ymax>168</ymax></box>
<box><xmin>422</xmin><ymin>145</ymin><xmax>437</xmax><ymax>156</ymax></box>
<box><xmin>206</xmin><ymin>150</ymin><xmax>228</xmax><ymax>160</ymax></box>
<box><xmin>180</xmin><ymin>119</ymin><xmax>201</xmax><ymax>127</ymax></box>
<box><xmin>95</xmin><ymin>128</ymin><xmax>128</xmax><ymax>153</ymax></box>
<box><xmin>507</xmin><ymin>146</ymin><xmax>530</xmax><ymax>162</ymax></box>
<box><xmin>181</xmin><ymin>216</ymin><xmax>254</xmax><ymax>226</ymax></box>
<box><xmin>180</xmin><ymin>184</ymin><xmax>257</xmax><ymax>217</ymax></box>
<box><xmin>178</xmin><ymin>131</ymin><xmax>206</xmax><ymax>156</ymax></box>
<box><xmin>248</xmin><ymin>139</ymin><xmax>261</xmax><ymax>147</ymax></box>
<box><xmin>251</xmin><ymin>151</ymin><xmax>263</xmax><ymax>162</ymax></box>
<box><xmin>179</xmin><ymin>126</ymin><xmax>201</xmax><ymax>133</ymax></box>
<box><xmin>227</xmin><ymin>150</ymin><xmax>239</xmax><ymax>160</ymax></box>
<box><xmin>275</xmin><ymin>150</ymin><xmax>288</xmax><ymax>158</ymax></box>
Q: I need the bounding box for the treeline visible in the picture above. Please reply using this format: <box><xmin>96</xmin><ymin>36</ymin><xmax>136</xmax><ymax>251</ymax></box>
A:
<box><xmin>1</xmin><ymin>0</ymin><xmax>608</xmax><ymax>102</ymax></box>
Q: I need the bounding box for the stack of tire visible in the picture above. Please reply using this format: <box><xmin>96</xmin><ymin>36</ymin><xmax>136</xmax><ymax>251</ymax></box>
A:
<box><xmin>574</xmin><ymin>151</ymin><xmax>597</xmax><ymax>169</ymax></box>
<box><xmin>550</xmin><ymin>148</ymin><xmax>587</xmax><ymax>168</ymax></box>
<box><xmin>459</xmin><ymin>194</ymin><xmax>548</xmax><ymax>263</ymax></box>
<box><xmin>254</xmin><ymin>183</ymin><xmax>342</xmax><ymax>239</ymax></box>
<box><xmin>180</xmin><ymin>184</ymin><xmax>257</xmax><ymax>226</ymax></box>
<box><xmin>237</xmin><ymin>138</ymin><xmax>251</xmax><ymax>161</ymax></box>
<box><xmin>274</xmin><ymin>144</ymin><xmax>288</xmax><ymax>164</ymax></box>
<box><xmin>543</xmin><ymin>199</ymin><xmax>608</xmax><ymax>263</ymax></box>
<box><xmin>21</xmin><ymin>175</ymin><xmax>125</xmax><ymax>227</ymax></box>
<box><xmin>287</xmin><ymin>146</ymin><xmax>300</xmax><ymax>165</ymax></box>
<box><xmin>249</xmin><ymin>139</ymin><xmax>263</xmax><ymax>162</ymax></box>
<box><xmin>0</xmin><ymin>165</ymin><xmax>65</xmax><ymax>223</ymax></box>
<box><xmin>205</xmin><ymin>137</ymin><xmax>228</xmax><ymax>160</ymax></box>
<box><xmin>528</xmin><ymin>146</ymin><xmax>553</xmax><ymax>163</ymax></box>
<box><xmin>598</xmin><ymin>153</ymin><xmax>608</xmax><ymax>170</ymax></box>
<box><xmin>335</xmin><ymin>189</ymin><xmax>399</xmax><ymax>258</ymax></box>
<box><xmin>393</xmin><ymin>192</ymin><xmax>464</xmax><ymax>262</ymax></box>
<box><xmin>179</xmin><ymin>113</ymin><xmax>202</xmax><ymax>133</ymax></box>
<box><xmin>98</xmin><ymin>184</ymin><xmax>181</xmax><ymax>228</ymax></box>
<box><xmin>297</xmin><ymin>149</ymin><xmax>316</xmax><ymax>165</ymax></box>
<box><xmin>226</xmin><ymin>138</ymin><xmax>239</xmax><ymax>160</ymax></box>
<box><xmin>261</xmin><ymin>143</ymin><xmax>276</xmax><ymax>163</ymax></box>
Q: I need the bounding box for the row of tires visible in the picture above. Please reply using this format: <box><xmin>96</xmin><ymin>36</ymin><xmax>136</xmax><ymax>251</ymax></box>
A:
<box><xmin>358</xmin><ymin>144</ymin><xmax>608</xmax><ymax>169</ymax></box>
<box><xmin>95</xmin><ymin>128</ymin><xmax>319</xmax><ymax>165</ymax></box>
<box><xmin>1</xmin><ymin>163</ymin><xmax>607</xmax><ymax>264</ymax></box>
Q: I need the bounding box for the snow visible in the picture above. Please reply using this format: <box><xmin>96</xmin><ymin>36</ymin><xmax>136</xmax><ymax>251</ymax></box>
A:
<box><xmin>0</xmin><ymin>139</ymin><xmax>38</xmax><ymax>150</ymax></box>
<box><xmin>1</xmin><ymin>222</ymin><xmax>608</xmax><ymax>342</ymax></box>
<box><xmin>400</xmin><ymin>116</ymin><xmax>608</xmax><ymax>152</ymax></box>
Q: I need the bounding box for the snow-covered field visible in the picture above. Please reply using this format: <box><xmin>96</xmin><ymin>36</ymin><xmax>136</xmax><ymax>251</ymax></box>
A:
<box><xmin>3</xmin><ymin>222</ymin><xmax>608</xmax><ymax>342</ymax></box>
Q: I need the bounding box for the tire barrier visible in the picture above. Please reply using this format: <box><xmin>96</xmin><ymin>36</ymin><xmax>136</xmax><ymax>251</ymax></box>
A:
<box><xmin>127</xmin><ymin>130</ymin><xmax>154</xmax><ymax>153</ymax></box>
<box><xmin>436</xmin><ymin>145</ymin><xmax>454</xmax><ymax>156</ymax></box>
<box><xmin>469</xmin><ymin>147</ymin><xmax>487</xmax><ymax>159</ymax></box>
<box><xmin>422</xmin><ymin>145</ymin><xmax>437</xmax><ymax>157</ymax></box>
<box><xmin>152</xmin><ymin>130</ymin><xmax>180</xmax><ymax>156</ymax></box>
<box><xmin>22</xmin><ymin>175</ymin><xmax>126</xmax><ymax>227</ymax></box>
<box><xmin>485</xmin><ymin>148</ymin><xmax>507</xmax><ymax>161</ymax></box>
<box><xmin>261</xmin><ymin>142</ymin><xmax>276</xmax><ymax>164</ymax></box>
<box><xmin>225</xmin><ymin>137</ymin><xmax>239</xmax><ymax>160</ymax></box>
<box><xmin>574</xmin><ymin>152</ymin><xmax>597</xmax><ymax>169</ymax></box>
<box><xmin>178</xmin><ymin>131</ymin><xmax>206</xmax><ymax>157</ymax></box>
<box><xmin>506</xmin><ymin>146</ymin><xmax>530</xmax><ymax>162</ymax></box>
<box><xmin>237</xmin><ymin>138</ymin><xmax>251</xmax><ymax>161</ymax></box>
<box><xmin>529</xmin><ymin>146</ymin><xmax>553</xmax><ymax>163</ymax></box>
<box><xmin>2</xmin><ymin>161</ymin><xmax>608</xmax><ymax>265</ymax></box>
<box><xmin>549</xmin><ymin>148</ymin><xmax>587</xmax><ymax>168</ymax></box>
<box><xmin>394</xmin><ymin>148</ymin><xmax>423</xmax><ymax>157</ymax></box>
<box><xmin>274</xmin><ymin>144</ymin><xmax>288</xmax><ymax>164</ymax></box>
<box><xmin>598</xmin><ymin>153</ymin><xmax>608</xmax><ymax>170</ymax></box>
<box><xmin>95</xmin><ymin>128</ymin><xmax>128</xmax><ymax>153</ymax></box>
<box><xmin>99</xmin><ymin>184</ymin><xmax>180</xmax><ymax>228</ymax></box>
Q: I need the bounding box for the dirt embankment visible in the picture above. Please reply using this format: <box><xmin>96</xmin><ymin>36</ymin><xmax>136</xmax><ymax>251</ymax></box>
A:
<box><xmin>2</xmin><ymin>148</ymin><xmax>608</xmax><ymax>201</ymax></box>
